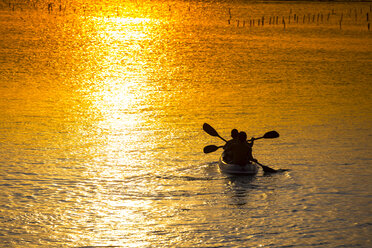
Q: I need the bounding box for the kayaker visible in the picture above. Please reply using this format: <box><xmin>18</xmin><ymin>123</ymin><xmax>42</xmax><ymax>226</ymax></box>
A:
<box><xmin>224</xmin><ymin>129</ymin><xmax>239</xmax><ymax>149</ymax></box>
<box><xmin>226</xmin><ymin>131</ymin><xmax>256</xmax><ymax>166</ymax></box>
<box><xmin>223</xmin><ymin>129</ymin><xmax>239</xmax><ymax>162</ymax></box>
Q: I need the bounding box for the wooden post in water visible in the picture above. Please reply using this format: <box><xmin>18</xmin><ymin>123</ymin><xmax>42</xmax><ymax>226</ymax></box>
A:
<box><xmin>227</xmin><ymin>7</ymin><xmax>231</xmax><ymax>25</ymax></box>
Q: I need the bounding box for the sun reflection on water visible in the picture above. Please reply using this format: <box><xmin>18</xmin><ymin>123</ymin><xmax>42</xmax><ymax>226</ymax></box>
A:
<box><xmin>70</xmin><ymin>14</ymin><xmax>174</xmax><ymax>184</ymax></box>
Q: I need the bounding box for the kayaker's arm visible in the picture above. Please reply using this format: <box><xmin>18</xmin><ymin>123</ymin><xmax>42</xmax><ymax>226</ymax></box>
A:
<box><xmin>250</xmin><ymin>158</ymin><xmax>258</xmax><ymax>163</ymax></box>
<box><xmin>248</xmin><ymin>137</ymin><xmax>255</xmax><ymax>147</ymax></box>
<box><xmin>246</xmin><ymin>144</ymin><xmax>256</xmax><ymax>163</ymax></box>
<box><xmin>247</xmin><ymin>153</ymin><xmax>257</xmax><ymax>163</ymax></box>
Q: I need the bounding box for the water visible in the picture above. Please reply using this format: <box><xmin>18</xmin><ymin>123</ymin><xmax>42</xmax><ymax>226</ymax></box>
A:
<box><xmin>0</xmin><ymin>0</ymin><xmax>371</xmax><ymax>247</ymax></box>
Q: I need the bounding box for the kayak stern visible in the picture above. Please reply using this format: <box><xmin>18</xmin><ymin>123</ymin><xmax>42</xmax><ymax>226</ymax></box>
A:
<box><xmin>218</xmin><ymin>156</ymin><xmax>259</xmax><ymax>175</ymax></box>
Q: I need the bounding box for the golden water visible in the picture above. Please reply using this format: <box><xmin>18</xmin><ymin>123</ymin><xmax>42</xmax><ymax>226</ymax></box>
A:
<box><xmin>0</xmin><ymin>1</ymin><xmax>371</xmax><ymax>247</ymax></box>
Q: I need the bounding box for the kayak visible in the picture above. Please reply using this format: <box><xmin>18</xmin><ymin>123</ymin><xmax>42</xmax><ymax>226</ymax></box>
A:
<box><xmin>218</xmin><ymin>156</ymin><xmax>259</xmax><ymax>175</ymax></box>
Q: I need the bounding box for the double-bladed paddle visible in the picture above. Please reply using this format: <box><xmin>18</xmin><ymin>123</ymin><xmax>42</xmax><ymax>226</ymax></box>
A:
<box><xmin>203</xmin><ymin>130</ymin><xmax>279</xmax><ymax>154</ymax></box>
<box><xmin>202</xmin><ymin>123</ymin><xmax>280</xmax><ymax>173</ymax></box>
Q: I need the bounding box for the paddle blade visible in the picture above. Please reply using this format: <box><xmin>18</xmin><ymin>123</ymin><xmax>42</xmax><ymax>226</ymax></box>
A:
<box><xmin>263</xmin><ymin>131</ymin><xmax>280</xmax><ymax>139</ymax></box>
<box><xmin>203</xmin><ymin>123</ymin><xmax>219</xmax><ymax>137</ymax></box>
<box><xmin>203</xmin><ymin>145</ymin><xmax>221</xmax><ymax>154</ymax></box>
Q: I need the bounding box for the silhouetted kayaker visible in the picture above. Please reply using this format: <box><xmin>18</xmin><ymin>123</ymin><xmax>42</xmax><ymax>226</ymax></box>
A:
<box><xmin>223</xmin><ymin>129</ymin><xmax>239</xmax><ymax>162</ymax></box>
<box><xmin>226</xmin><ymin>131</ymin><xmax>256</xmax><ymax>166</ymax></box>
<box><xmin>224</xmin><ymin>129</ymin><xmax>239</xmax><ymax>149</ymax></box>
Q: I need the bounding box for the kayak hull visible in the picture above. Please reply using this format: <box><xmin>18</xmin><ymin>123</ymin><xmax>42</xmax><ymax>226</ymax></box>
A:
<box><xmin>218</xmin><ymin>156</ymin><xmax>259</xmax><ymax>175</ymax></box>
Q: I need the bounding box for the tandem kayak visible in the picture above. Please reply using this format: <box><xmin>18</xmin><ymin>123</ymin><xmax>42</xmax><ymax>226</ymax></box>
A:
<box><xmin>218</xmin><ymin>156</ymin><xmax>259</xmax><ymax>175</ymax></box>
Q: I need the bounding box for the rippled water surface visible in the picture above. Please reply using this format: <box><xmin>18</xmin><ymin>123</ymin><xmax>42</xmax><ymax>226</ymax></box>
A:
<box><xmin>1</xmin><ymin>0</ymin><xmax>371</xmax><ymax>247</ymax></box>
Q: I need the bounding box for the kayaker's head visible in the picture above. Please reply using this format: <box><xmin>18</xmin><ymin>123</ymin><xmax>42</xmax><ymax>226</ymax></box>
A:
<box><xmin>238</xmin><ymin>131</ymin><xmax>247</xmax><ymax>142</ymax></box>
<box><xmin>231</xmin><ymin>129</ymin><xmax>239</xmax><ymax>139</ymax></box>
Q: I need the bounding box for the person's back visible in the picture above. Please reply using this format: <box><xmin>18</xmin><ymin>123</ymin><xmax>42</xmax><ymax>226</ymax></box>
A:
<box><xmin>229</xmin><ymin>132</ymin><xmax>254</xmax><ymax>166</ymax></box>
<box><xmin>223</xmin><ymin>129</ymin><xmax>239</xmax><ymax>162</ymax></box>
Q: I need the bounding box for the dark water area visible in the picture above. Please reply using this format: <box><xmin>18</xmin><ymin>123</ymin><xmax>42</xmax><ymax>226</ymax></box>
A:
<box><xmin>0</xmin><ymin>0</ymin><xmax>371</xmax><ymax>247</ymax></box>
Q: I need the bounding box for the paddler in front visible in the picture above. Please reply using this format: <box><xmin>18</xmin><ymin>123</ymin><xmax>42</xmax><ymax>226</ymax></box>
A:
<box><xmin>225</xmin><ymin>131</ymin><xmax>257</xmax><ymax>166</ymax></box>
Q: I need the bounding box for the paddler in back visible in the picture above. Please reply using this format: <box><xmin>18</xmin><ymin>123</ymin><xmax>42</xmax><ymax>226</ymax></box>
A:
<box><xmin>223</xmin><ymin>129</ymin><xmax>239</xmax><ymax>162</ymax></box>
<box><xmin>226</xmin><ymin>131</ymin><xmax>256</xmax><ymax>166</ymax></box>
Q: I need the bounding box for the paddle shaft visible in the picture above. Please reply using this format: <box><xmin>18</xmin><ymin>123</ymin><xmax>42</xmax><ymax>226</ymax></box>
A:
<box><xmin>254</xmin><ymin>160</ymin><xmax>277</xmax><ymax>173</ymax></box>
<box><xmin>217</xmin><ymin>134</ymin><xmax>227</xmax><ymax>143</ymax></box>
<box><xmin>248</xmin><ymin>136</ymin><xmax>262</xmax><ymax>141</ymax></box>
